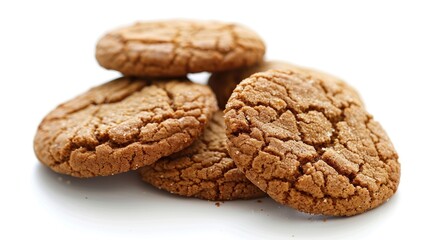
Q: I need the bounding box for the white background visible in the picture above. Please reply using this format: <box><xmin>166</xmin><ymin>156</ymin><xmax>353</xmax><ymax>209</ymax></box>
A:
<box><xmin>1</xmin><ymin>0</ymin><xmax>428</xmax><ymax>239</ymax></box>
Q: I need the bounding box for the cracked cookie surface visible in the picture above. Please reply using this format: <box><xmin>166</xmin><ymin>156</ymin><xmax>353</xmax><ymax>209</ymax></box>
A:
<box><xmin>96</xmin><ymin>20</ymin><xmax>265</xmax><ymax>77</ymax></box>
<box><xmin>225</xmin><ymin>69</ymin><xmax>400</xmax><ymax>216</ymax></box>
<box><xmin>140</xmin><ymin>111</ymin><xmax>265</xmax><ymax>201</ymax></box>
<box><xmin>34</xmin><ymin>77</ymin><xmax>217</xmax><ymax>177</ymax></box>
<box><xmin>209</xmin><ymin>61</ymin><xmax>363</xmax><ymax>109</ymax></box>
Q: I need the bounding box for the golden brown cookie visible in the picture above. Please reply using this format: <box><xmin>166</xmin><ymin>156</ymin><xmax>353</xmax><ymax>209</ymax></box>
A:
<box><xmin>96</xmin><ymin>20</ymin><xmax>266</xmax><ymax>77</ymax></box>
<box><xmin>208</xmin><ymin>61</ymin><xmax>363</xmax><ymax>109</ymax></box>
<box><xmin>225</xmin><ymin>69</ymin><xmax>400</xmax><ymax>216</ymax></box>
<box><xmin>34</xmin><ymin>77</ymin><xmax>217</xmax><ymax>177</ymax></box>
<box><xmin>140</xmin><ymin>111</ymin><xmax>265</xmax><ymax>201</ymax></box>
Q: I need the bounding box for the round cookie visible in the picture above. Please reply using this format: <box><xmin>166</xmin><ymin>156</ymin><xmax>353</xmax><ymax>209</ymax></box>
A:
<box><xmin>34</xmin><ymin>77</ymin><xmax>217</xmax><ymax>177</ymax></box>
<box><xmin>96</xmin><ymin>20</ymin><xmax>266</xmax><ymax>77</ymax></box>
<box><xmin>140</xmin><ymin>111</ymin><xmax>265</xmax><ymax>201</ymax></box>
<box><xmin>225</xmin><ymin>69</ymin><xmax>400</xmax><ymax>216</ymax></box>
<box><xmin>208</xmin><ymin>61</ymin><xmax>363</xmax><ymax>109</ymax></box>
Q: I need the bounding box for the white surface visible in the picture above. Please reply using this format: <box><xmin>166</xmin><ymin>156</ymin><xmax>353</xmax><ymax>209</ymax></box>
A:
<box><xmin>0</xmin><ymin>0</ymin><xmax>428</xmax><ymax>239</ymax></box>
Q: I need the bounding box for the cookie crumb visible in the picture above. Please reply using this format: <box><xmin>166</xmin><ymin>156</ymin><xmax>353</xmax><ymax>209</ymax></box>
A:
<box><xmin>257</xmin><ymin>199</ymin><xmax>263</xmax><ymax>203</ymax></box>
<box><xmin>215</xmin><ymin>202</ymin><xmax>221</xmax><ymax>207</ymax></box>
<box><xmin>323</xmin><ymin>218</ymin><xmax>327</xmax><ymax>222</ymax></box>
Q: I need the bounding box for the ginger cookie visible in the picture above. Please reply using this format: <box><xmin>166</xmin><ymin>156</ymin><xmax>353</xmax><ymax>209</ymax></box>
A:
<box><xmin>225</xmin><ymin>69</ymin><xmax>400</xmax><ymax>216</ymax></box>
<box><xmin>34</xmin><ymin>77</ymin><xmax>217</xmax><ymax>177</ymax></box>
<box><xmin>96</xmin><ymin>20</ymin><xmax>265</xmax><ymax>77</ymax></box>
<box><xmin>208</xmin><ymin>61</ymin><xmax>362</xmax><ymax>109</ymax></box>
<box><xmin>140</xmin><ymin>111</ymin><xmax>265</xmax><ymax>201</ymax></box>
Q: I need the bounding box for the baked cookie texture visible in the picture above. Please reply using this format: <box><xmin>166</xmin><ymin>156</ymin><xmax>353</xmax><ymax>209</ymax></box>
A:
<box><xmin>34</xmin><ymin>77</ymin><xmax>217</xmax><ymax>177</ymax></box>
<box><xmin>225</xmin><ymin>69</ymin><xmax>400</xmax><ymax>216</ymax></box>
<box><xmin>209</xmin><ymin>61</ymin><xmax>363</xmax><ymax>109</ymax></box>
<box><xmin>96</xmin><ymin>20</ymin><xmax>266</xmax><ymax>77</ymax></box>
<box><xmin>140</xmin><ymin>111</ymin><xmax>265</xmax><ymax>201</ymax></box>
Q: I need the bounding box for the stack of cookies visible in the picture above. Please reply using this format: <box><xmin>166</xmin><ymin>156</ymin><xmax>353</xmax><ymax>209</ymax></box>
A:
<box><xmin>34</xmin><ymin>20</ymin><xmax>400</xmax><ymax>216</ymax></box>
